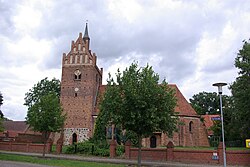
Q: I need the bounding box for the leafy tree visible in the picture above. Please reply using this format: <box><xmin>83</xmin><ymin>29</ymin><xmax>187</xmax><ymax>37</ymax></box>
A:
<box><xmin>26</xmin><ymin>93</ymin><xmax>65</xmax><ymax>157</ymax></box>
<box><xmin>190</xmin><ymin>92</ymin><xmax>239</xmax><ymax>142</ymax></box>
<box><xmin>0</xmin><ymin>92</ymin><xmax>3</xmax><ymax>107</ymax></box>
<box><xmin>0</xmin><ymin>92</ymin><xmax>4</xmax><ymax>132</ymax></box>
<box><xmin>24</xmin><ymin>78</ymin><xmax>64</xmax><ymax>157</ymax></box>
<box><xmin>93</xmin><ymin>106</ymin><xmax>139</xmax><ymax>147</ymax></box>
<box><xmin>92</xmin><ymin>104</ymin><xmax>109</xmax><ymax>143</ymax></box>
<box><xmin>100</xmin><ymin>63</ymin><xmax>177</xmax><ymax>167</ymax></box>
<box><xmin>189</xmin><ymin>92</ymin><xmax>220</xmax><ymax>115</ymax></box>
<box><xmin>0</xmin><ymin>117</ymin><xmax>3</xmax><ymax>132</ymax></box>
<box><xmin>24</xmin><ymin>77</ymin><xmax>60</xmax><ymax>108</ymax></box>
<box><xmin>230</xmin><ymin>39</ymin><xmax>250</xmax><ymax>141</ymax></box>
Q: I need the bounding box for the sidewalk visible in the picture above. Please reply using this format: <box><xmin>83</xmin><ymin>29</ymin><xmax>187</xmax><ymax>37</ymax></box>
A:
<box><xmin>0</xmin><ymin>150</ymin><xmax>243</xmax><ymax>167</ymax></box>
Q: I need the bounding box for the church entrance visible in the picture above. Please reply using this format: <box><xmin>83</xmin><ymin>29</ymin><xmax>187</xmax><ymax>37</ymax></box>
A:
<box><xmin>72</xmin><ymin>133</ymin><xmax>77</xmax><ymax>144</ymax></box>
<box><xmin>150</xmin><ymin>136</ymin><xmax>157</xmax><ymax>148</ymax></box>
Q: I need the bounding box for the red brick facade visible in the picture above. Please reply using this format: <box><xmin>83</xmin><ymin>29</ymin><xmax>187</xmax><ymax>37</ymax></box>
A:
<box><xmin>60</xmin><ymin>25</ymin><xmax>209</xmax><ymax>147</ymax></box>
<box><xmin>60</xmin><ymin>24</ymin><xmax>102</xmax><ymax>145</ymax></box>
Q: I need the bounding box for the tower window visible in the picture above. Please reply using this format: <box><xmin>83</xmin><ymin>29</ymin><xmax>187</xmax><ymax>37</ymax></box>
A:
<box><xmin>75</xmin><ymin>93</ymin><xmax>77</xmax><ymax>97</ymax></box>
<box><xmin>74</xmin><ymin>69</ymin><xmax>82</xmax><ymax>80</ymax></box>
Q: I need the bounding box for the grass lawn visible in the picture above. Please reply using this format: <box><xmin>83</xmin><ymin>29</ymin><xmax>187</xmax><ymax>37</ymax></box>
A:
<box><xmin>175</xmin><ymin>146</ymin><xmax>215</xmax><ymax>150</ymax></box>
<box><xmin>175</xmin><ymin>146</ymin><xmax>249</xmax><ymax>151</ymax></box>
<box><xmin>0</xmin><ymin>153</ymin><xmax>125</xmax><ymax>167</ymax></box>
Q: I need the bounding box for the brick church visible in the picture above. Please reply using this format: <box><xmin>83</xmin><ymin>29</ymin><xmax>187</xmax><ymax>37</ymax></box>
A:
<box><xmin>59</xmin><ymin>24</ymin><xmax>209</xmax><ymax>147</ymax></box>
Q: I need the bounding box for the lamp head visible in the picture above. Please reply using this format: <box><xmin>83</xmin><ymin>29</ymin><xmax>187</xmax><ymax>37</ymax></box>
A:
<box><xmin>213</xmin><ymin>82</ymin><xmax>227</xmax><ymax>94</ymax></box>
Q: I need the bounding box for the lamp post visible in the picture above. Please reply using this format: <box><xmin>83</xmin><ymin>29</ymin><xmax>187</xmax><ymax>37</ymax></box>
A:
<box><xmin>212</xmin><ymin>82</ymin><xmax>227</xmax><ymax>167</ymax></box>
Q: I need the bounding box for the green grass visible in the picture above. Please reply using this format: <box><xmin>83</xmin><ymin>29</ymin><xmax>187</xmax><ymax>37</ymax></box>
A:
<box><xmin>227</xmin><ymin>147</ymin><xmax>249</xmax><ymax>151</ymax></box>
<box><xmin>175</xmin><ymin>146</ymin><xmax>249</xmax><ymax>151</ymax></box>
<box><xmin>175</xmin><ymin>146</ymin><xmax>215</xmax><ymax>150</ymax></box>
<box><xmin>0</xmin><ymin>153</ymin><xmax>125</xmax><ymax>167</ymax></box>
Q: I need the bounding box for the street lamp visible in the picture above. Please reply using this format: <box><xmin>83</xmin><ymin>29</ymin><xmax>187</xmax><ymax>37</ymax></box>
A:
<box><xmin>212</xmin><ymin>82</ymin><xmax>227</xmax><ymax>167</ymax></box>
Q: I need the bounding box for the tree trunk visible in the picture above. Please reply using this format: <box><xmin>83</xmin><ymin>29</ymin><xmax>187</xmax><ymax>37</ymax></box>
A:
<box><xmin>137</xmin><ymin>135</ymin><xmax>142</xmax><ymax>167</ymax></box>
<box><xmin>42</xmin><ymin>131</ymin><xmax>48</xmax><ymax>157</ymax></box>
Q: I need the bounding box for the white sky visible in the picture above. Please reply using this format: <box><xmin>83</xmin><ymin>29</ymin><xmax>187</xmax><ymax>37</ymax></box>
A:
<box><xmin>0</xmin><ymin>0</ymin><xmax>249</xmax><ymax>120</ymax></box>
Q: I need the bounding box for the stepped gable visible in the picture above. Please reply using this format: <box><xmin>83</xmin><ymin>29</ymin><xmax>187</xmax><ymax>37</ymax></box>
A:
<box><xmin>96</xmin><ymin>84</ymin><xmax>197</xmax><ymax>117</ymax></box>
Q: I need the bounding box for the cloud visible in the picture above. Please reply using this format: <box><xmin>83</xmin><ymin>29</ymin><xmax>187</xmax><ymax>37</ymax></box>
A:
<box><xmin>1</xmin><ymin>0</ymin><xmax>250</xmax><ymax>120</ymax></box>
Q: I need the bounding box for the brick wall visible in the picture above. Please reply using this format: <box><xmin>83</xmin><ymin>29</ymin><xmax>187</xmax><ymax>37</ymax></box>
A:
<box><xmin>226</xmin><ymin>150</ymin><xmax>250</xmax><ymax>166</ymax></box>
<box><xmin>173</xmin><ymin>149</ymin><xmax>218</xmax><ymax>164</ymax></box>
<box><xmin>130</xmin><ymin>148</ymin><xmax>167</xmax><ymax>161</ymax></box>
<box><xmin>0</xmin><ymin>141</ymin><xmax>52</xmax><ymax>153</ymax></box>
<box><xmin>123</xmin><ymin>141</ymin><xmax>250</xmax><ymax>166</ymax></box>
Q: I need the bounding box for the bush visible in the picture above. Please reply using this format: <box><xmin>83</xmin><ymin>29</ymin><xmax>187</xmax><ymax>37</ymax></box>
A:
<box><xmin>65</xmin><ymin>145</ymin><xmax>75</xmax><ymax>154</ymax></box>
<box><xmin>94</xmin><ymin>148</ymin><xmax>110</xmax><ymax>157</ymax></box>
<box><xmin>94</xmin><ymin>140</ymin><xmax>109</xmax><ymax>149</ymax></box>
<box><xmin>65</xmin><ymin>140</ymin><xmax>110</xmax><ymax>157</ymax></box>
<box><xmin>116</xmin><ymin>145</ymin><xmax>125</xmax><ymax>156</ymax></box>
<box><xmin>77</xmin><ymin>141</ymin><xmax>95</xmax><ymax>154</ymax></box>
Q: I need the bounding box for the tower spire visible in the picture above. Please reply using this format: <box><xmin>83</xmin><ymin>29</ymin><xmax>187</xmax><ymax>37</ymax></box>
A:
<box><xmin>83</xmin><ymin>22</ymin><xmax>90</xmax><ymax>40</ymax></box>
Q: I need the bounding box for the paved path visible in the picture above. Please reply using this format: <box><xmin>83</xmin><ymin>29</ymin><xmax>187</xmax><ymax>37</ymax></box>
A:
<box><xmin>0</xmin><ymin>150</ymin><xmax>245</xmax><ymax>167</ymax></box>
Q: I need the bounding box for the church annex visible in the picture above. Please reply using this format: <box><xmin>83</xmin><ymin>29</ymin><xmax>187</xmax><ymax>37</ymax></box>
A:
<box><xmin>60</xmin><ymin>24</ymin><xmax>209</xmax><ymax>147</ymax></box>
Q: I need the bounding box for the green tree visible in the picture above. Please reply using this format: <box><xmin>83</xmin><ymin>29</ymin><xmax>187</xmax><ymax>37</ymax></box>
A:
<box><xmin>189</xmin><ymin>92</ymin><xmax>220</xmax><ymax>115</ymax></box>
<box><xmin>0</xmin><ymin>92</ymin><xmax>3</xmax><ymax>107</ymax></box>
<box><xmin>0</xmin><ymin>117</ymin><xmax>3</xmax><ymax>132</ymax></box>
<box><xmin>24</xmin><ymin>77</ymin><xmax>60</xmax><ymax>108</ymax></box>
<box><xmin>100</xmin><ymin>63</ymin><xmax>177</xmax><ymax>167</ymax></box>
<box><xmin>230</xmin><ymin>39</ymin><xmax>250</xmax><ymax>141</ymax></box>
<box><xmin>190</xmin><ymin>92</ymin><xmax>239</xmax><ymax>142</ymax></box>
<box><xmin>0</xmin><ymin>92</ymin><xmax>4</xmax><ymax>132</ymax></box>
<box><xmin>26</xmin><ymin>93</ymin><xmax>65</xmax><ymax>157</ymax></box>
<box><xmin>24</xmin><ymin>78</ymin><xmax>65</xmax><ymax>157</ymax></box>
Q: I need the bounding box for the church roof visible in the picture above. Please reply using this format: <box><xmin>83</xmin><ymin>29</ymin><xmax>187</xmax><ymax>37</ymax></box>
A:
<box><xmin>1</xmin><ymin>121</ymin><xmax>41</xmax><ymax>138</ymax></box>
<box><xmin>3</xmin><ymin>121</ymin><xmax>28</xmax><ymax>132</ymax></box>
<box><xmin>98</xmin><ymin>84</ymin><xmax>198</xmax><ymax>117</ymax></box>
<box><xmin>169</xmin><ymin>84</ymin><xmax>198</xmax><ymax>116</ymax></box>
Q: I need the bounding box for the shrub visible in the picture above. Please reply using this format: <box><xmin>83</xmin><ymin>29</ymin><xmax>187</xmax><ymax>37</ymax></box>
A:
<box><xmin>65</xmin><ymin>145</ymin><xmax>75</xmax><ymax>154</ymax></box>
<box><xmin>77</xmin><ymin>141</ymin><xmax>95</xmax><ymax>154</ymax></box>
<box><xmin>94</xmin><ymin>148</ymin><xmax>110</xmax><ymax>157</ymax></box>
<box><xmin>65</xmin><ymin>140</ymin><xmax>110</xmax><ymax>157</ymax></box>
<box><xmin>116</xmin><ymin>145</ymin><xmax>125</xmax><ymax>156</ymax></box>
<box><xmin>95</xmin><ymin>140</ymin><xmax>109</xmax><ymax>149</ymax></box>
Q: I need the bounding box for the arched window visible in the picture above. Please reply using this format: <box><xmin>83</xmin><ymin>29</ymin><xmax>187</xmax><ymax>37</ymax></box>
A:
<box><xmin>72</xmin><ymin>133</ymin><xmax>77</xmax><ymax>144</ymax></box>
<box><xmin>189</xmin><ymin>121</ymin><xmax>193</xmax><ymax>133</ymax></box>
<box><xmin>150</xmin><ymin>136</ymin><xmax>157</xmax><ymax>148</ymax></box>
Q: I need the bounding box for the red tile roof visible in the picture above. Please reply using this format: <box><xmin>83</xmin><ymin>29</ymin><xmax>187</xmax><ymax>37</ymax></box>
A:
<box><xmin>202</xmin><ymin>114</ymin><xmax>220</xmax><ymax>136</ymax></box>
<box><xmin>169</xmin><ymin>84</ymin><xmax>198</xmax><ymax>116</ymax></box>
<box><xmin>1</xmin><ymin>121</ymin><xmax>41</xmax><ymax>138</ymax></box>
<box><xmin>3</xmin><ymin>121</ymin><xmax>28</xmax><ymax>132</ymax></box>
<box><xmin>98</xmin><ymin>84</ymin><xmax>198</xmax><ymax>116</ymax></box>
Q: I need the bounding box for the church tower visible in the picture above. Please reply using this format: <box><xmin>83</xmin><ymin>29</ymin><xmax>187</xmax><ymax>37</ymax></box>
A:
<box><xmin>60</xmin><ymin>24</ymin><xmax>103</xmax><ymax>145</ymax></box>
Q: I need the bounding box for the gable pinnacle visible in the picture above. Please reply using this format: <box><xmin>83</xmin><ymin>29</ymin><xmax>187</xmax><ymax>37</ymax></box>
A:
<box><xmin>83</xmin><ymin>22</ymin><xmax>90</xmax><ymax>40</ymax></box>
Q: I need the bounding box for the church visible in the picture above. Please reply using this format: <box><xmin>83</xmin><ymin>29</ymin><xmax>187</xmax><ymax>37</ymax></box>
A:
<box><xmin>59</xmin><ymin>24</ymin><xmax>209</xmax><ymax>147</ymax></box>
